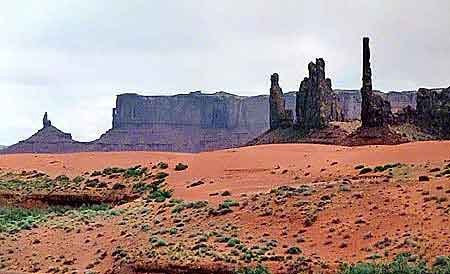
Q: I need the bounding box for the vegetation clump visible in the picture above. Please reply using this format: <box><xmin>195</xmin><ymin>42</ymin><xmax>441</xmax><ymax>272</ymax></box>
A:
<box><xmin>0</xmin><ymin>204</ymin><xmax>118</xmax><ymax>234</ymax></box>
<box><xmin>125</xmin><ymin>166</ymin><xmax>148</xmax><ymax>178</ymax></box>
<box><xmin>174</xmin><ymin>163</ymin><xmax>188</xmax><ymax>171</ymax></box>
<box><xmin>338</xmin><ymin>253</ymin><xmax>450</xmax><ymax>274</ymax></box>
<box><xmin>156</xmin><ymin>162</ymin><xmax>169</xmax><ymax>169</ymax></box>
<box><xmin>359</xmin><ymin>167</ymin><xmax>373</xmax><ymax>175</ymax></box>
<box><xmin>235</xmin><ymin>265</ymin><xmax>271</xmax><ymax>274</ymax></box>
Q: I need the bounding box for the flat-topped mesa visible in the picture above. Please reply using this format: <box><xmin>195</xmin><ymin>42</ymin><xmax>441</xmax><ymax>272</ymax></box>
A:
<box><xmin>296</xmin><ymin>58</ymin><xmax>342</xmax><ymax>131</ymax></box>
<box><xmin>360</xmin><ymin>37</ymin><xmax>393</xmax><ymax>128</ymax></box>
<box><xmin>269</xmin><ymin>73</ymin><xmax>293</xmax><ymax>130</ymax></box>
<box><xmin>43</xmin><ymin>112</ymin><xmax>51</xmax><ymax>128</ymax></box>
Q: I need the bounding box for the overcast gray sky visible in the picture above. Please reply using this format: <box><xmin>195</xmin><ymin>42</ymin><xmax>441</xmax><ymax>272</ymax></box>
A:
<box><xmin>1</xmin><ymin>0</ymin><xmax>449</xmax><ymax>145</ymax></box>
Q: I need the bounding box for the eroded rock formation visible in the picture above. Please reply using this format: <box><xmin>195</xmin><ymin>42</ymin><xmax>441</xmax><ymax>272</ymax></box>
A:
<box><xmin>415</xmin><ymin>87</ymin><xmax>450</xmax><ymax>137</ymax></box>
<box><xmin>269</xmin><ymin>73</ymin><xmax>293</xmax><ymax>129</ymax></box>
<box><xmin>2</xmin><ymin>113</ymin><xmax>78</xmax><ymax>153</ymax></box>
<box><xmin>0</xmin><ymin>89</ymin><xmax>423</xmax><ymax>154</ymax></box>
<box><xmin>43</xmin><ymin>112</ymin><xmax>51</xmax><ymax>128</ymax></box>
<box><xmin>296</xmin><ymin>58</ymin><xmax>342</xmax><ymax>130</ymax></box>
<box><xmin>360</xmin><ymin>37</ymin><xmax>393</xmax><ymax>128</ymax></box>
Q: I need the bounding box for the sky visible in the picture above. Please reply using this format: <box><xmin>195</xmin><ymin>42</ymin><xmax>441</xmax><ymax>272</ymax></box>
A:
<box><xmin>1</xmin><ymin>0</ymin><xmax>449</xmax><ymax>145</ymax></box>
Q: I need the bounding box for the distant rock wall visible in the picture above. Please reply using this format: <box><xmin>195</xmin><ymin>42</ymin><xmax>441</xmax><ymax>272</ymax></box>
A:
<box><xmin>2</xmin><ymin>89</ymin><xmax>419</xmax><ymax>154</ymax></box>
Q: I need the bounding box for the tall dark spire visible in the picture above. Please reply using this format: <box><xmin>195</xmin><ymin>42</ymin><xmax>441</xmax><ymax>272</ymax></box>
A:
<box><xmin>362</xmin><ymin>37</ymin><xmax>372</xmax><ymax>92</ymax></box>
<box><xmin>43</xmin><ymin>112</ymin><xmax>52</xmax><ymax>128</ymax></box>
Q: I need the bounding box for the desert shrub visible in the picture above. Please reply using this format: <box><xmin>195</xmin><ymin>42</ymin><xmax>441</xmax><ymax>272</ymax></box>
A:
<box><xmin>91</xmin><ymin>171</ymin><xmax>102</xmax><ymax>177</ymax></box>
<box><xmin>102</xmin><ymin>167</ymin><xmax>126</xmax><ymax>176</ymax></box>
<box><xmin>156</xmin><ymin>162</ymin><xmax>169</xmax><ymax>169</ymax></box>
<box><xmin>221</xmin><ymin>190</ymin><xmax>232</xmax><ymax>196</ymax></box>
<box><xmin>235</xmin><ymin>265</ymin><xmax>271</xmax><ymax>274</ymax></box>
<box><xmin>359</xmin><ymin>167</ymin><xmax>373</xmax><ymax>175</ymax></box>
<box><xmin>55</xmin><ymin>175</ymin><xmax>69</xmax><ymax>182</ymax></box>
<box><xmin>124</xmin><ymin>166</ymin><xmax>148</xmax><ymax>178</ymax></box>
<box><xmin>171</xmin><ymin>200</ymin><xmax>208</xmax><ymax>214</ymax></box>
<box><xmin>374</xmin><ymin>163</ymin><xmax>401</xmax><ymax>173</ymax></box>
<box><xmin>85</xmin><ymin>179</ymin><xmax>99</xmax><ymax>187</ymax></box>
<box><xmin>153</xmin><ymin>172</ymin><xmax>169</xmax><ymax>180</ymax></box>
<box><xmin>73</xmin><ymin>176</ymin><xmax>85</xmax><ymax>183</ymax></box>
<box><xmin>286</xmin><ymin>246</ymin><xmax>302</xmax><ymax>255</ymax></box>
<box><xmin>441</xmin><ymin>169</ymin><xmax>450</xmax><ymax>176</ymax></box>
<box><xmin>227</xmin><ymin>237</ymin><xmax>241</xmax><ymax>247</ymax></box>
<box><xmin>0</xmin><ymin>204</ymin><xmax>117</xmax><ymax>234</ymax></box>
<box><xmin>150</xmin><ymin>236</ymin><xmax>168</xmax><ymax>247</ymax></box>
<box><xmin>354</xmin><ymin>165</ymin><xmax>365</xmax><ymax>170</ymax></box>
<box><xmin>174</xmin><ymin>163</ymin><xmax>188</xmax><ymax>171</ymax></box>
<box><xmin>148</xmin><ymin>189</ymin><xmax>172</xmax><ymax>203</ymax></box>
<box><xmin>337</xmin><ymin>253</ymin><xmax>450</xmax><ymax>274</ymax></box>
<box><xmin>219</xmin><ymin>200</ymin><xmax>239</xmax><ymax>209</ymax></box>
<box><xmin>132</xmin><ymin>181</ymin><xmax>152</xmax><ymax>193</ymax></box>
<box><xmin>112</xmin><ymin>182</ymin><xmax>126</xmax><ymax>190</ymax></box>
<box><xmin>0</xmin><ymin>207</ymin><xmax>47</xmax><ymax>233</ymax></box>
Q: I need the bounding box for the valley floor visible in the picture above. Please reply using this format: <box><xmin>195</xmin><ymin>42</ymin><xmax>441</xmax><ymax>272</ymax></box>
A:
<box><xmin>0</xmin><ymin>141</ymin><xmax>449</xmax><ymax>273</ymax></box>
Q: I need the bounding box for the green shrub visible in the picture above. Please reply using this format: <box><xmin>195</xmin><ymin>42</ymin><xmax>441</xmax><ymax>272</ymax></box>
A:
<box><xmin>55</xmin><ymin>175</ymin><xmax>69</xmax><ymax>182</ymax></box>
<box><xmin>286</xmin><ymin>246</ymin><xmax>302</xmax><ymax>254</ymax></box>
<box><xmin>219</xmin><ymin>200</ymin><xmax>239</xmax><ymax>209</ymax></box>
<box><xmin>154</xmin><ymin>172</ymin><xmax>169</xmax><ymax>180</ymax></box>
<box><xmin>171</xmin><ymin>200</ymin><xmax>208</xmax><ymax>214</ymax></box>
<box><xmin>175</xmin><ymin>163</ymin><xmax>188</xmax><ymax>171</ymax></box>
<box><xmin>125</xmin><ymin>166</ymin><xmax>148</xmax><ymax>178</ymax></box>
<box><xmin>338</xmin><ymin>253</ymin><xmax>450</xmax><ymax>274</ymax></box>
<box><xmin>132</xmin><ymin>182</ymin><xmax>152</xmax><ymax>193</ymax></box>
<box><xmin>0</xmin><ymin>204</ymin><xmax>117</xmax><ymax>234</ymax></box>
<box><xmin>73</xmin><ymin>176</ymin><xmax>85</xmax><ymax>183</ymax></box>
<box><xmin>221</xmin><ymin>190</ymin><xmax>232</xmax><ymax>196</ymax></box>
<box><xmin>227</xmin><ymin>237</ymin><xmax>241</xmax><ymax>247</ymax></box>
<box><xmin>235</xmin><ymin>265</ymin><xmax>271</xmax><ymax>274</ymax></box>
<box><xmin>157</xmin><ymin>162</ymin><xmax>169</xmax><ymax>169</ymax></box>
<box><xmin>102</xmin><ymin>167</ymin><xmax>126</xmax><ymax>176</ymax></box>
<box><xmin>359</xmin><ymin>167</ymin><xmax>373</xmax><ymax>175</ymax></box>
<box><xmin>148</xmin><ymin>189</ymin><xmax>172</xmax><ymax>203</ymax></box>
<box><xmin>91</xmin><ymin>171</ymin><xmax>102</xmax><ymax>177</ymax></box>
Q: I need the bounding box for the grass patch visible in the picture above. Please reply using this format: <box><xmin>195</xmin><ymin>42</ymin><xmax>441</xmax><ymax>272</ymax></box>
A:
<box><xmin>339</xmin><ymin>253</ymin><xmax>450</xmax><ymax>274</ymax></box>
<box><xmin>235</xmin><ymin>265</ymin><xmax>271</xmax><ymax>274</ymax></box>
<box><xmin>0</xmin><ymin>204</ymin><xmax>119</xmax><ymax>234</ymax></box>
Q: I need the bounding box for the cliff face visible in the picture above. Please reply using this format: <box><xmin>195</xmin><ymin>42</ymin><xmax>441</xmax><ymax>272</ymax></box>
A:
<box><xmin>336</xmin><ymin>90</ymin><xmax>416</xmax><ymax>120</ymax></box>
<box><xmin>98</xmin><ymin>92</ymin><xmax>269</xmax><ymax>152</ymax></box>
<box><xmin>415</xmin><ymin>87</ymin><xmax>450</xmax><ymax>138</ymax></box>
<box><xmin>2</xmin><ymin>90</ymin><xmax>419</xmax><ymax>154</ymax></box>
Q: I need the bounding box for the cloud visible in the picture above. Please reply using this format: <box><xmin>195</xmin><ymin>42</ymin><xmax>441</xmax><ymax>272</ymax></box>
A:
<box><xmin>0</xmin><ymin>0</ymin><xmax>449</xmax><ymax>144</ymax></box>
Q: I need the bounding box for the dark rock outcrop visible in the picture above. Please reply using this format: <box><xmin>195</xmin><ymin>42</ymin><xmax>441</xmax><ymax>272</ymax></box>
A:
<box><xmin>269</xmin><ymin>73</ymin><xmax>293</xmax><ymax>129</ymax></box>
<box><xmin>43</xmin><ymin>112</ymin><xmax>52</xmax><ymax>128</ymax></box>
<box><xmin>2</xmin><ymin>113</ymin><xmax>80</xmax><ymax>153</ymax></box>
<box><xmin>415</xmin><ymin>87</ymin><xmax>450</xmax><ymax>138</ymax></box>
<box><xmin>296</xmin><ymin>58</ymin><xmax>342</xmax><ymax>130</ymax></box>
<box><xmin>360</xmin><ymin>37</ymin><xmax>393</xmax><ymax>128</ymax></box>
